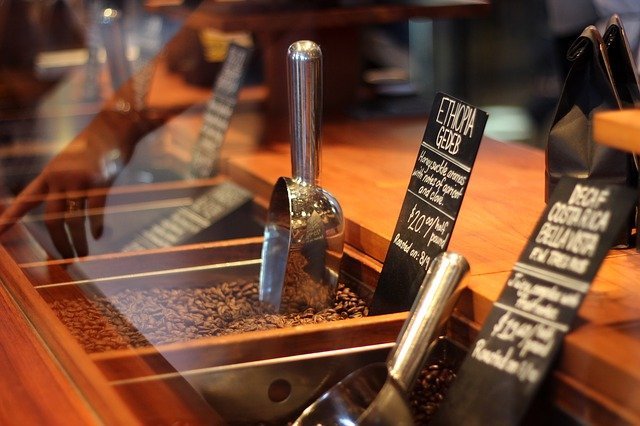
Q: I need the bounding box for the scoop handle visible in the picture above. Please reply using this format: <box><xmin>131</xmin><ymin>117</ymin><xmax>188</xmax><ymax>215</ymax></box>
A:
<box><xmin>99</xmin><ymin>7</ymin><xmax>131</xmax><ymax>92</ymax></box>
<box><xmin>288</xmin><ymin>40</ymin><xmax>322</xmax><ymax>185</ymax></box>
<box><xmin>387</xmin><ymin>252</ymin><xmax>470</xmax><ymax>393</ymax></box>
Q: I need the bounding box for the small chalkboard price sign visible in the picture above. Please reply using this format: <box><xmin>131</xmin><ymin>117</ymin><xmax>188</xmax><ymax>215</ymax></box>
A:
<box><xmin>431</xmin><ymin>178</ymin><xmax>636</xmax><ymax>426</ymax></box>
<box><xmin>190</xmin><ymin>43</ymin><xmax>253</xmax><ymax>178</ymax></box>
<box><xmin>371</xmin><ymin>92</ymin><xmax>488</xmax><ymax>314</ymax></box>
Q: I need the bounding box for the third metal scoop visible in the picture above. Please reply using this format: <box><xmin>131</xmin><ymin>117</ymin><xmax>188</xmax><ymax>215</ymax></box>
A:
<box><xmin>293</xmin><ymin>252</ymin><xmax>470</xmax><ymax>425</ymax></box>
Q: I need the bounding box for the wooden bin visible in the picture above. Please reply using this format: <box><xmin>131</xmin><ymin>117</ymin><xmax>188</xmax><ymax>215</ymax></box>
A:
<box><xmin>0</xmin><ymin>179</ymin><xmax>413</xmax><ymax>424</ymax></box>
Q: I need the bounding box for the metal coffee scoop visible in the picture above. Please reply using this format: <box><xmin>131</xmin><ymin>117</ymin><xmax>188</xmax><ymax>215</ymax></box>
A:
<box><xmin>293</xmin><ymin>252</ymin><xmax>470</xmax><ymax>425</ymax></box>
<box><xmin>259</xmin><ymin>41</ymin><xmax>345</xmax><ymax>312</ymax></box>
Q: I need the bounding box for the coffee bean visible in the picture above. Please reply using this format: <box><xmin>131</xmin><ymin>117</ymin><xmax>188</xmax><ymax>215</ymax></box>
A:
<box><xmin>409</xmin><ymin>360</ymin><xmax>458</xmax><ymax>424</ymax></box>
<box><xmin>48</xmin><ymin>279</ymin><xmax>369</xmax><ymax>353</ymax></box>
<box><xmin>51</xmin><ymin>276</ymin><xmax>461</xmax><ymax>424</ymax></box>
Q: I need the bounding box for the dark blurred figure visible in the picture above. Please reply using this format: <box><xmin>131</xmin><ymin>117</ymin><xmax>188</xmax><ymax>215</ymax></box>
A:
<box><xmin>0</xmin><ymin>0</ymin><xmax>252</xmax><ymax>258</ymax></box>
<box><xmin>545</xmin><ymin>0</ymin><xmax>640</xmax><ymax>80</ymax></box>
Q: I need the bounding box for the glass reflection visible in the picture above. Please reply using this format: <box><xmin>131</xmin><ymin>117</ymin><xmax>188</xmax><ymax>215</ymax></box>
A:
<box><xmin>0</xmin><ymin>1</ymin><xmax>420</xmax><ymax>424</ymax></box>
<box><xmin>0</xmin><ymin>0</ymin><xmax>257</xmax><ymax>260</ymax></box>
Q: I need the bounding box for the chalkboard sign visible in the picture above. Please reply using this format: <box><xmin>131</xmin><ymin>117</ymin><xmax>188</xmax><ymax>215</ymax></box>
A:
<box><xmin>190</xmin><ymin>43</ymin><xmax>253</xmax><ymax>178</ymax></box>
<box><xmin>371</xmin><ymin>92</ymin><xmax>488</xmax><ymax>314</ymax></box>
<box><xmin>122</xmin><ymin>181</ymin><xmax>252</xmax><ymax>251</ymax></box>
<box><xmin>431</xmin><ymin>178</ymin><xmax>636</xmax><ymax>426</ymax></box>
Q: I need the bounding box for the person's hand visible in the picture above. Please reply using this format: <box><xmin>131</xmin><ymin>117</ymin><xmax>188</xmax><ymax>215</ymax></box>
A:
<box><xmin>0</xmin><ymin>110</ymin><xmax>138</xmax><ymax>258</ymax></box>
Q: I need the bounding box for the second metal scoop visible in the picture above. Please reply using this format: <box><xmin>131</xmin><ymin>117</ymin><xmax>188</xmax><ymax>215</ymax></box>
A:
<box><xmin>259</xmin><ymin>41</ymin><xmax>344</xmax><ymax>312</ymax></box>
<box><xmin>293</xmin><ymin>252</ymin><xmax>470</xmax><ymax>425</ymax></box>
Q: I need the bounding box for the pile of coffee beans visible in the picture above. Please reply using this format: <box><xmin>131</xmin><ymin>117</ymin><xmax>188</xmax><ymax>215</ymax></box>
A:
<box><xmin>49</xmin><ymin>281</ymin><xmax>368</xmax><ymax>353</ymax></box>
<box><xmin>49</xmin><ymin>279</ymin><xmax>455</xmax><ymax>424</ymax></box>
<box><xmin>409</xmin><ymin>360</ymin><xmax>457</xmax><ymax>424</ymax></box>
<box><xmin>50</xmin><ymin>298</ymin><xmax>138</xmax><ymax>352</ymax></box>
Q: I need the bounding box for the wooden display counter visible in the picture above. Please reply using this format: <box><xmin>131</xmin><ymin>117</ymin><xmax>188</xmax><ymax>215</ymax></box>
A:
<box><xmin>224</xmin><ymin>114</ymin><xmax>640</xmax><ymax>424</ymax></box>
<box><xmin>1</xmin><ymin>109</ymin><xmax>639</xmax><ymax>424</ymax></box>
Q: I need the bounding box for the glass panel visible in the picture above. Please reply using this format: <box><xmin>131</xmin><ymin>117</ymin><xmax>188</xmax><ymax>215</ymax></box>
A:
<box><xmin>1</xmin><ymin>1</ymin><xmax>546</xmax><ymax>425</ymax></box>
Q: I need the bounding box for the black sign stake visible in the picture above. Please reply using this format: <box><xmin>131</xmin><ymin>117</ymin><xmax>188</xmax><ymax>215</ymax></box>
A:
<box><xmin>431</xmin><ymin>178</ymin><xmax>636</xmax><ymax>426</ymax></box>
<box><xmin>371</xmin><ymin>92</ymin><xmax>488</xmax><ymax>314</ymax></box>
<box><xmin>190</xmin><ymin>43</ymin><xmax>253</xmax><ymax>179</ymax></box>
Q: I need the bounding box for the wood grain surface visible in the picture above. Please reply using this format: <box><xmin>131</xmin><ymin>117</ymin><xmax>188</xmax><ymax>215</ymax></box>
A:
<box><xmin>593</xmin><ymin>110</ymin><xmax>640</xmax><ymax>154</ymax></box>
<box><xmin>0</xmin><ymin>283</ymin><xmax>97</xmax><ymax>425</ymax></box>
<box><xmin>0</xmin><ymin>245</ymin><xmax>141</xmax><ymax>425</ymax></box>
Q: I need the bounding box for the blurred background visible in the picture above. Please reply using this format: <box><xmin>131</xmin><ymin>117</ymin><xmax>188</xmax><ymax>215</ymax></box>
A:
<box><xmin>2</xmin><ymin>0</ymin><xmax>638</xmax><ymax>150</ymax></box>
